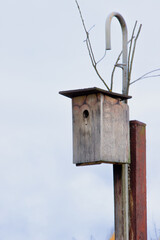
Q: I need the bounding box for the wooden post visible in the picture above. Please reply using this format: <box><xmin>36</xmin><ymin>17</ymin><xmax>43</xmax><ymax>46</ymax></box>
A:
<box><xmin>129</xmin><ymin>121</ymin><xmax>147</xmax><ymax>240</ymax></box>
<box><xmin>113</xmin><ymin>164</ymin><xmax>129</xmax><ymax>240</ymax></box>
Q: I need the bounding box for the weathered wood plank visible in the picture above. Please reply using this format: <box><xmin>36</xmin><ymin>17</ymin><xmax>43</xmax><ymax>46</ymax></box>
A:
<box><xmin>129</xmin><ymin>121</ymin><xmax>147</xmax><ymax>240</ymax></box>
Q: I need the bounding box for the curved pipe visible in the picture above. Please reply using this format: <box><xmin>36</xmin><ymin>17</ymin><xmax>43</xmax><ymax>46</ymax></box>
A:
<box><xmin>105</xmin><ymin>12</ymin><xmax>128</xmax><ymax>95</ymax></box>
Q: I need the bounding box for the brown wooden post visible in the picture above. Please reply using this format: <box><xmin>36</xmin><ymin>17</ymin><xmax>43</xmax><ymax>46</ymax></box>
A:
<box><xmin>129</xmin><ymin>121</ymin><xmax>147</xmax><ymax>240</ymax></box>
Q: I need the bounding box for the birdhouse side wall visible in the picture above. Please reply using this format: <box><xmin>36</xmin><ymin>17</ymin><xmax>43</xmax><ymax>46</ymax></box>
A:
<box><xmin>101</xmin><ymin>95</ymin><xmax>129</xmax><ymax>163</ymax></box>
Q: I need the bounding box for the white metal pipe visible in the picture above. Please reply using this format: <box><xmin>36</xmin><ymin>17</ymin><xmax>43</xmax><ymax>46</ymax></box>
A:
<box><xmin>105</xmin><ymin>12</ymin><xmax>128</xmax><ymax>95</ymax></box>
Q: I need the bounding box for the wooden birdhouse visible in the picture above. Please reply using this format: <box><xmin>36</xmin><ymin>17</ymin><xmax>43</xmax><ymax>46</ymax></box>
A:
<box><xmin>59</xmin><ymin>87</ymin><xmax>131</xmax><ymax>166</ymax></box>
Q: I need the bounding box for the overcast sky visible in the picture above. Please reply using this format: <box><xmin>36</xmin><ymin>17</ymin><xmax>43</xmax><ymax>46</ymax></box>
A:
<box><xmin>0</xmin><ymin>0</ymin><xmax>160</xmax><ymax>239</ymax></box>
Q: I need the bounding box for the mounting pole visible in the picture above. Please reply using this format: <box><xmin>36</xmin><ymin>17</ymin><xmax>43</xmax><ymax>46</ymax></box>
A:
<box><xmin>106</xmin><ymin>12</ymin><xmax>129</xmax><ymax>240</ymax></box>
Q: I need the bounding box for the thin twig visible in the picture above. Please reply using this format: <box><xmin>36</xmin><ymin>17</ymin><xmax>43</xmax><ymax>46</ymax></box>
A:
<box><xmin>75</xmin><ymin>0</ymin><xmax>110</xmax><ymax>90</ymax></box>
<box><xmin>86</xmin><ymin>39</ymin><xmax>95</xmax><ymax>67</ymax></box>
<box><xmin>97</xmin><ymin>51</ymin><xmax>106</xmax><ymax>64</ymax></box>
<box><xmin>130</xmin><ymin>76</ymin><xmax>160</xmax><ymax>85</ymax></box>
<box><xmin>75</xmin><ymin>0</ymin><xmax>96</xmax><ymax>64</ymax></box>
<box><xmin>130</xmin><ymin>75</ymin><xmax>160</xmax><ymax>85</ymax></box>
<box><xmin>128</xmin><ymin>24</ymin><xmax>142</xmax><ymax>83</ymax></box>
<box><xmin>94</xmin><ymin>65</ymin><xmax>110</xmax><ymax>90</ymax></box>
<box><xmin>110</xmin><ymin>50</ymin><xmax>122</xmax><ymax>91</ymax></box>
<box><xmin>128</xmin><ymin>21</ymin><xmax>137</xmax><ymax>71</ymax></box>
<box><xmin>110</xmin><ymin>37</ymin><xmax>135</xmax><ymax>91</ymax></box>
<box><xmin>75</xmin><ymin>0</ymin><xmax>87</xmax><ymax>33</ymax></box>
<box><xmin>126</xmin><ymin>23</ymin><xmax>142</xmax><ymax>94</ymax></box>
<box><xmin>86</xmin><ymin>37</ymin><xmax>109</xmax><ymax>90</ymax></box>
<box><xmin>88</xmin><ymin>25</ymin><xmax>95</xmax><ymax>33</ymax></box>
<box><xmin>141</xmin><ymin>74</ymin><xmax>160</xmax><ymax>79</ymax></box>
<box><xmin>88</xmin><ymin>38</ymin><xmax>96</xmax><ymax>65</ymax></box>
<box><xmin>130</xmin><ymin>68</ymin><xmax>160</xmax><ymax>85</ymax></box>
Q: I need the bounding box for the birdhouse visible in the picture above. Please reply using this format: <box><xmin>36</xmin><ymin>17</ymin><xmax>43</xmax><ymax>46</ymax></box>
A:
<box><xmin>59</xmin><ymin>87</ymin><xmax>131</xmax><ymax>166</ymax></box>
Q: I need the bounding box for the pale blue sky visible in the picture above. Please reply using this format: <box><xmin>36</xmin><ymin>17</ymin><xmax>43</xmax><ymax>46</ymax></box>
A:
<box><xmin>0</xmin><ymin>0</ymin><xmax>160</xmax><ymax>239</ymax></box>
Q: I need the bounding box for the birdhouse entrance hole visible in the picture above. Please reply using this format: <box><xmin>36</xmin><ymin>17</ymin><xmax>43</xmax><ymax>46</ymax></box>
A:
<box><xmin>83</xmin><ymin>109</ymin><xmax>89</xmax><ymax>119</ymax></box>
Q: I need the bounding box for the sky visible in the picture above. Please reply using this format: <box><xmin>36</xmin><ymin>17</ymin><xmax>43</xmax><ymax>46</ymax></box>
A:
<box><xmin>0</xmin><ymin>0</ymin><xmax>160</xmax><ymax>239</ymax></box>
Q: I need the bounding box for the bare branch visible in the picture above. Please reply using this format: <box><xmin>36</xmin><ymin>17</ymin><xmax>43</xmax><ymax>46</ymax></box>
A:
<box><xmin>141</xmin><ymin>74</ymin><xmax>160</xmax><ymax>80</ymax></box>
<box><xmin>75</xmin><ymin>0</ymin><xmax>110</xmax><ymax>90</ymax></box>
<box><xmin>76</xmin><ymin>2</ymin><xmax>146</xmax><ymax>93</ymax></box>
<box><xmin>110</xmin><ymin>21</ymin><xmax>142</xmax><ymax>94</ymax></box>
<box><xmin>75</xmin><ymin>0</ymin><xmax>87</xmax><ymax>34</ymax></box>
<box><xmin>110</xmin><ymin>37</ymin><xmax>135</xmax><ymax>91</ymax></box>
<box><xmin>128</xmin><ymin>21</ymin><xmax>137</xmax><ymax>71</ymax></box>
<box><xmin>85</xmin><ymin>39</ymin><xmax>95</xmax><ymax>67</ymax></box>
<box><xmin>130</xmin><ymin>68</ymin><xmax>160</xmax><ymax>85</ymax></box>
<box><xmin>86</xmin><ymin>38</ymin><xmax>110</xmax><ymax>90</ymax></box>
<box><xmin>75</xmin><ymin>0</ymin><xmax>96</xmax><ymax>64</ymax></box>
<box><xmin>128</xmin><ymin>24</ymin><xmax>142</xmax><ymax>82</ymax></box>
<box><xmin>87</xmin><ymin>38</ymin><xmax>96</xmax><ymax>65</ymax></box>
<box><xmin>94</xmin><ymin>65</ymin><xmax>110</xmax><ymax>90</ymax></box>
<box><xmin>126</xmin><ymin>23</ymin><xmax>142</xmax><ymax>94</ymax></box>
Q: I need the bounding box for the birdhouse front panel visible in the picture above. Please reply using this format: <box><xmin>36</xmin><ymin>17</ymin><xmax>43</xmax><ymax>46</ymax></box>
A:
<box><xmin>72</xmin><ymin>93</ymin><xmax>102</xmax><ymax>165</ymax></box>
<box><xmin>72</xmin><ymin>91</ymin><xmax>130</xmax><ymax>165</ymax></box>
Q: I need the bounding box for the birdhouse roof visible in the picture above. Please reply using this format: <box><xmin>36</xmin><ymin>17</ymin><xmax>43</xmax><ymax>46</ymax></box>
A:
<box><xmin>59</xmin><ymin>87</ymin><xmax>132</xmax><ymax>101</ymax></box>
